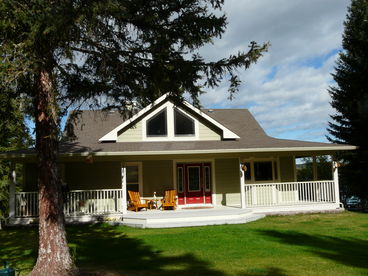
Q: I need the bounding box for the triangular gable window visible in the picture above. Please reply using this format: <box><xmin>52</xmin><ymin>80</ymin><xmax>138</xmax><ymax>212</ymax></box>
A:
<box><xmin>174</xmin><ymin>109</ymin><xmax>195</xmax><ymax>136</ymax></box>
<box><xmin>146</xmin><ymin>108</ymin><xmax>167</xmax><ymax>136</ymax></box>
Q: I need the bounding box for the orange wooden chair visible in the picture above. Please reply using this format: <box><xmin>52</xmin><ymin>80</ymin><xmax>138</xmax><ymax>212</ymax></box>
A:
<box><xmin>128</xmin><ymin>190</ymin><xmax>151</xmax><ymax>212</ymax></box>
<box><xmin>161</xmin><ymin>189</ymin><xmax>177</xmax><ymax>210</ymax></box>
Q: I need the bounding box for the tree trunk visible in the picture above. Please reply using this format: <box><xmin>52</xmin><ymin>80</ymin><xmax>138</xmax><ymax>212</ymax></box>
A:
<box><xmin>30</xmin><ymin>70</ymin><xmax>77</xmax><ymax>276</ymax></box>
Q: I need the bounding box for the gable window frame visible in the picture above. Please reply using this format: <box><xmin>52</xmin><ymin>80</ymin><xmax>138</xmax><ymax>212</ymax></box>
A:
<box><xmin>142</xmin><ymin>101</ymin><xmax>200</xmax><ymax>141</ymax></box>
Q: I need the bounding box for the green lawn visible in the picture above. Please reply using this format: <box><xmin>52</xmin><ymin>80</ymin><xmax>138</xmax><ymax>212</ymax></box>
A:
<box><xmin>1</xmin><ymin>211</ymin><xmax>367</xmax><ymax>275</ymax></box>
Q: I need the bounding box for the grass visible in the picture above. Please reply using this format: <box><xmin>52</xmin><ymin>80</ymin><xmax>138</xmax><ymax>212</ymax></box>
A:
<box><xmin>1</xmin><ymin>211</ymin><xmax>367</xmax><ymax>275</ymax></box>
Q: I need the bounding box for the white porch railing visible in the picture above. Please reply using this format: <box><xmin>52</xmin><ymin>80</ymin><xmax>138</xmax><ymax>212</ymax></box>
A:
<box><xmin>244</xmin><ymin>181</ymin><xmax>336</xmax><ymax>207</ymax></box>
<box><xmin>15</xmin><ymin>192</ymin><xmax>38</xmax><ymax>217</ymax></box>
<box><xmin>15</xmin><ymin>189</ymin><xmax>123</xmax><ymax>218</ymax></box>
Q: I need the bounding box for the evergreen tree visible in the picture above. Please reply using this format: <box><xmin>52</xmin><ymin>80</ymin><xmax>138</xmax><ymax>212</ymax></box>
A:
<box><xmin>0</xmin><ymin>0</ymin><xmax>268</xmax><ymax>274</ymax></box>
<box><xmin>327</xmin><ymin>0</ymin><xmax>368</xmax><ymax>203</ymax></box>
<box><xmin>0</xmin><ymin>90</ymin><xmax>31</xmax><ymax>229</ymax></box>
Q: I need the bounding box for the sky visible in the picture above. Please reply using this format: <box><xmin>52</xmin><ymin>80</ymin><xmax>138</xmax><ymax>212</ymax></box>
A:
<box><xmin>28</xmin><ymin>0</ymin><xmax>350</xmax><ymax>142</ymax></box>
<box><xmin>197</xmin><ymin>0</ymin><xmax>350</xmax><ymax>142</ymax></box>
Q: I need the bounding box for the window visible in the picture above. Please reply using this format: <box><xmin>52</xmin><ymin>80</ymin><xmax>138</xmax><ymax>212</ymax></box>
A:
<box><xmin>204</xmin><ymin>166</ymin><xmax>211</xmax><ymax>191</ymax></box>
<box><xmin>174</xmin><ymin>109</ymin><xmax>195</xmax><ymax>136</ymax></box>
<box><xmin>188</xmin><ymin>166</ymin><xmax>200</xmax><ymax>191</ymax></box>
<box><xmin>254</xmin><ymin>161</ymin><xmax>273</xmax><ymax>181</ymax></box>
<box><xmin>177</xmin><ymin>167</ymin><xmax>184</xmax><ymax>193</ymax></box>
<box><xmin>126</xmin><ymin>165</ymin><xmax>139</xmax><ymax>192</ymax></box>
<box><xmin>146</xmin><ymin>109</ymin><xmax>167</xmax><ymax>136</ymax></box>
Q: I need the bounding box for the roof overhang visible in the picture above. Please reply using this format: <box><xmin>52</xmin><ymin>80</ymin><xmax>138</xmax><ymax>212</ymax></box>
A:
<box><xmin>0</xmin><ymin>145</ymin><xmax>355</xmax><ymax>160</ymax></box>
<box><xmin>61</xmin><ymin>145</ymin><xmax>357</xmax><ymax>156</ymax></box>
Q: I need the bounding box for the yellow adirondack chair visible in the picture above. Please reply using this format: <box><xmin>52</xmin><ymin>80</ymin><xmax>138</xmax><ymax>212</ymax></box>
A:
<box><xmin>161</xmin><ymin>189</ymin><xmax>177</xmax><ymax>210</ymax></box>
<box><xmin>128</xmin><ymin>190</ymin><xmax>151</xmax><ymax>212</ymax></box>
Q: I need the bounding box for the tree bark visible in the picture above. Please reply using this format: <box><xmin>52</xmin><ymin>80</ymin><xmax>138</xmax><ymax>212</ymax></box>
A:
<box><xmin>30</xmin><ymin>70</ymin><xmax>77</xmax><ymax>276</ymax></box>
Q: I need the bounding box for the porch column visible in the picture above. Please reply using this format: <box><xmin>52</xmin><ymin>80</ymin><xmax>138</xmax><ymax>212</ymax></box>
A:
<box><xmin>239</xmin><ymin>162</ymin><xmax>246</xmax><ymax>209</ymax></box>
<box><xmin>333</xmin><ymin>161</ymin><xmax>340</xmax><ymax>204</ymax></box>
<box><xmin>9</xmin><ymin>162</ymin><xmax>16</xmax><ymax>218</ymax></box>
<box><xmin>121</xmin><ymin>163</ymin><xmax>128</xmax><ymax>214</ymax></box>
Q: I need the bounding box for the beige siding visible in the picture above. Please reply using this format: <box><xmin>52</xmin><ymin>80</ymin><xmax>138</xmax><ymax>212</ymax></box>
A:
<box><xmin>198</xmin><ymin>120</ymin><xmax>221</xmax><ymax>141</ymax></box>
<box><xmin>65</xmin><ymin>162</ymin><xmax>121</xmax><ymax>190</ymax></box>
<box><xmin>214</xmin><ymin>158</ymin><xmax>240</xmax><ymax>206</ymax></box>
<box><xmin>117</xmin><ymin>121</ymin><xmax>142</xmax><ymax>142</ymax></box>
<box><xmin>279</xmin><ymin>156</ymin><xmax>295</xmax><ymax>182</ymax></box>
<box><xmin>142</xmin><ymin>160</ymin><xmax>173</xmax><ymax>197</ymax></box>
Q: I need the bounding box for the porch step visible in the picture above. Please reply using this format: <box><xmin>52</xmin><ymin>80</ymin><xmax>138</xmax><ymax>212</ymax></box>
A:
<box><xmin>120</xmin><ymin>209</ymin><xmax>265</xmax><ymax>228</ymax></box>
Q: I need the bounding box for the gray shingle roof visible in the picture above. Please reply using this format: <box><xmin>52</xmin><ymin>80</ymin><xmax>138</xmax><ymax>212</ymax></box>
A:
<box><xmin>56</xmin><ymin>108</ymin><xmax>350</xmax><ymax>154</ymax></box>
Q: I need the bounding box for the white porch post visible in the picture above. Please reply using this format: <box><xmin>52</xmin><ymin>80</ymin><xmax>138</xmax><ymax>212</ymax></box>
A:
<box><xmin>239</xmin><ymin>162</ymin><xmax>246</xmax><ymax>209</ymax></box>
<box><xmin>121</xmin><ymin>163</ymin><xmax>128</xmax><ymax>214</ymax></box>
<box><xmin>9</xmin><ymin>162</ymin><xmax>16</xmax><ymax>218</ymax></box>
<box><xmin>333</xmin><ymin>161</ymin><xmax>340</xmax><ymax>204</ymax></box>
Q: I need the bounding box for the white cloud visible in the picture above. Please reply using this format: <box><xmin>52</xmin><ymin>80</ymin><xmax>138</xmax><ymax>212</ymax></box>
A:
<box><xmin>198</xmin><ymin>0</ymin><xmax>349</xmax><ymax>142</ymax></box>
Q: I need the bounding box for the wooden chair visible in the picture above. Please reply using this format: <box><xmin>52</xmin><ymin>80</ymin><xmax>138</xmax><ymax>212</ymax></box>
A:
<box><xmin>128</xmin><ymin>190</ymin><xmax>151</xmax><ymax>212</ymax></box>
<box><xmin>161</xmin><ymin>189</ymin><xmax>177</xmax><ymax>210</ymax></box>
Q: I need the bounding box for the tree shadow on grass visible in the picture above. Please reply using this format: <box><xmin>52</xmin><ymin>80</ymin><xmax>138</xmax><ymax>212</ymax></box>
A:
<box><xmin>0</xmin><ymin>226</ymin><xmax>38</xmax><ymax>272</ymax></box>
<box><xmin>257</xmin><ymin>230</ymin><xmax>368</xmax><ymax>270</ymax></box>
<box><xmin>67</xmin><ymin>224</ymin><xmax>224</xmax><ymax>276</ymax></box>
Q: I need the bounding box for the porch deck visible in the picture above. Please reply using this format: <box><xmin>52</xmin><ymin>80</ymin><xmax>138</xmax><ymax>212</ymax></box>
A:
<box><xmin>120</xmin><ymin>206</ymin><xmax>265</xmax><ymax>228</ymax></box>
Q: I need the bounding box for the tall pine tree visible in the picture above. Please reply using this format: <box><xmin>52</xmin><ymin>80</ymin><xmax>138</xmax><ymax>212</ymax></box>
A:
<box><xmin>0</xmin><ymin>1</ymin><xmax>268</xmax><ymax>274</ymax></box>
<box><xmin>328</xmin><ymin>0</ymin><xmax>368</xmax><ymax>204</ymax></box>
<box><xmin>0</xmin><ymin>90</ymin><xmax>31</xmax><ymax>229</ymax></box>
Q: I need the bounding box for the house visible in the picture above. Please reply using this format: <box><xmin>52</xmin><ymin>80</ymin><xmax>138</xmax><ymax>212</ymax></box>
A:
<box><xmin>1</xmin><ymin>94</ymin><xmax>356</xmax><ymax>227</ymax></box>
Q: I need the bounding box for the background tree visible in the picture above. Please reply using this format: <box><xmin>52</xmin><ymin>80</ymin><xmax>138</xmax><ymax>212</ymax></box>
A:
<box><xmin>296</xmin><ymin>156</ymin><xmax>332</xmax><ymax>182</ymax></box>
<box><xmin>0</xmin><ymin>91</ymin><xmax>31</xmax><ymax>229</ymax></box>
<box><xmin>0</xmin><ymin>0</ymin><xmax>268</xmax><ymax>274</ymax></box>
<box><xmin>327</xmin><ymin>0</ymin><xmax>368</xmax><ymax>205</ymax></box>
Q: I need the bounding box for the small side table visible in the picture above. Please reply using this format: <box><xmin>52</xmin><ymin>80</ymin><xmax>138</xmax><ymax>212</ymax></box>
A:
<box><xmin>150</xmin><ymin>199</ymin><xmax>160</xmax><ymax>210</ymax></box>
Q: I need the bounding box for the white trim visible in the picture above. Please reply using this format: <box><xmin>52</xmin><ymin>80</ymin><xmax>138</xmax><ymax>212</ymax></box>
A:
<box><xmin>293</xmin><ymin>156</ymin><xmax>297</xmax><ymax>182</ymax></box>
<box><xmin>98</xmin><ymin>93</ymin><xmax>239</xmax><ymax>142</ymax></box>
<box><xmin>333</xmin><ymin>161</ymin><xmax>340</xmax><ymax>204</ymax></box>
<box><xmin>121</xmin><ymin>163</ymin><xmax>127</xmax><ymax>214</ymax></box>
<box><xmin>9</xmin><ymin>162</ymin><xmax>16</xmax><ymax>218</ymax></box>
<box><xmin>239</xmin><ymin>159</ymin><xmax>246</xmax><ymax>209</ymax></box>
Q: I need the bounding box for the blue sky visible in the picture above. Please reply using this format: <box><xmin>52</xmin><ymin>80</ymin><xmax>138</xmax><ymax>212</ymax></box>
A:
<box><xmin>26</xmin><ymin>0</ymin><xmax>349</xmax><ymax>143</ymax></box>
<box><xmin>198</xmin><ymin>0</ymin><xmax>350</xmax><ymax>142</ymax></box>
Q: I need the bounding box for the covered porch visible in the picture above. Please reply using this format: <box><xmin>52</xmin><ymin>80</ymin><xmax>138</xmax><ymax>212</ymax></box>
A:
<box><xmin>7</xmin><ymin>154</ymin><xmax>342</xmax><ymax>227</ymax></box>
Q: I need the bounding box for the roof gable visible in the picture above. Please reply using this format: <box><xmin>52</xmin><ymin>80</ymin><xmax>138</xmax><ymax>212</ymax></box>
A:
<box><xmin>99</xmin><ymin>94</ymin><xmax>240</xmax><ymax>142</ymax></box>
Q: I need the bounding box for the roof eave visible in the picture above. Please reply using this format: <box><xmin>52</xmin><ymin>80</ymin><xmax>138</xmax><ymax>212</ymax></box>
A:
<box><xmin>0</xmin><ymin>145</ymin><xmax>356</xmax><ymax>159</ymax></box>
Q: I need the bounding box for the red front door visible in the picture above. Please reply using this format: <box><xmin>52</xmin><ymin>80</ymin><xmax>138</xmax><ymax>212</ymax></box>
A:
<box><xmin>176</xmin><ymin>163</ymin><xmax>212</xmax><ymax>205</ymax></box>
